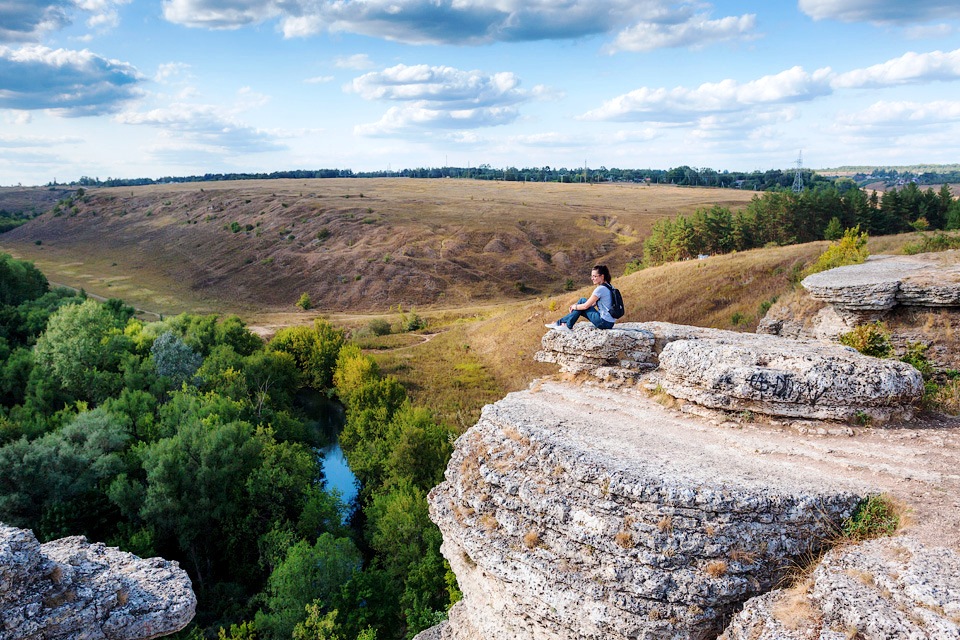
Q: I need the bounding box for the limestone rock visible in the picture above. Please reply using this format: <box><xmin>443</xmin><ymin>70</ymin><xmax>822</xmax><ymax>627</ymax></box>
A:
<box><xmin>657</xmin><ymin>334</ymin><xmax>923</xmax><ymax>422</ymax></box>
<box><xmin>534</xmin><ymin>323</ymin><xmax>656</xmax><ymax>378</ymax></box>
<box><xmin>0</xmin><ymin>523</ymin><xmax>195</xmax><ymax>640</ymax></box>
<box><xmin>428</xmin><ymin>381</ymin><xmax>866</xmax><ymax>640</ymax></box>
<box><xmin>801</xmin><ymin>252</ymin><xmax>960</xmax><ymax>323</ymax></box>
<box><xmin>721</xmin><ymin>537</ymin><xmax>960</xmax><ymax>639</ymax></box>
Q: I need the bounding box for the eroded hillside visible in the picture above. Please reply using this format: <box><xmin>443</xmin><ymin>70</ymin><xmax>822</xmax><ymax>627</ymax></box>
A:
<box><xmin>0</xmin><ymin>179</ymin><xmax>757</xmax><ymax>314</ymax></box>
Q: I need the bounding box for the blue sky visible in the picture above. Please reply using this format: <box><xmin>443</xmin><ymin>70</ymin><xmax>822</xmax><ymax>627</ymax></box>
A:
<box><xmin>2</xmin><ymin>0</ymin><xmax>960</xmax><ymax>185</ymax></box>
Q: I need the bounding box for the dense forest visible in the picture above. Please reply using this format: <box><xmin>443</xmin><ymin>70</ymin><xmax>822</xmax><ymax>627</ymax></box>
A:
<box><xmin>634</xmin><ymin>183</ymin><xmax>960</xmax><ymax>269</ymax></box>
<box><xmin>0</xmin><ymin>253</ymin><xmax>457</xmax><ymax>640</ymax></box>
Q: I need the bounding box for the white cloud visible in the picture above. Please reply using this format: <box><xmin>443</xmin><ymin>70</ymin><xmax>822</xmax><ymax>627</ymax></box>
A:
<box><xmin>157</xmin><ymin>0</ymin><xmax>757</xmax><ymax>50</ymax></box>
<box><xmin>581</xmin><ymin>66</ymin><xmax>833</xmax><ymax>122</ymax></box>
<box><xmin>161</xmin><ymin>0</ymin><xmax>280</xmax><ymax>29</ymax></box>
<box><xmin>835</xmin><ymin>100</ymin><xmax>960</xmax><ymax>133</ymax></box>
<box><xmin>334</xmin><ymin>54</ymin><xmax>374</xmax><ymax>70</ymax></box>
<box><xmin>0</xmin><ymin>0</ymin><xmax>129</xmax><ymax>42</ymax></box>
<box><xmin>799</xmin><ymin>0</ymin><xmax>960</xmax><ymax>24</ymax></box>
<box><xmin>155</xmin><ymin>62</ymin><xmax>191</xmax><ymax>83</ymax></box>
<box><xmin>0</xmin><ymin>1</ymin><xmax>73</xmax><ymax>42</ymax></box>
<box><xmin>348</xmin><ymin>64</ymin><xmax>534</xmax><ymax>136</ymax></box>
<box><xmin>832</xmin><ymin>48</ymin><xmax>960</xmax><ymax>88</ymax></box>
<box><xmin>609</xmin><ymin>13</ymin><xmax>757</xmax><ymax>53</ymax></box>
<box><xmin>75</xmin><ymin>0</ymin><xmax>130</xmax><ymax>31</ymax></box>
<box><xmin>304</xmin><ymin>75</ymin><xmax>334</xmax><ymax>84</ymax></box>
<box><xmin>355</xmin><ymin>104</ymin><xmax>519</xmax><ymax>136</ymax></box>
<box><xmin>348</xmin><ymin>65</ymin><xmax>525</xmax><ymax>107</ymax></box>
<box><xmin>117</xmin><ymin>102</ymin><xmax>285</xmax><ymax>152</ymax></box>
<box><xmin>905</xmin><ymin>23</ymin><xmax>955</xmax><ymax>39</ymax></box>
<box><xmin>0</xmin><ymin>44</ymin><xmax>143</xmax><ymax>115</ymax></box>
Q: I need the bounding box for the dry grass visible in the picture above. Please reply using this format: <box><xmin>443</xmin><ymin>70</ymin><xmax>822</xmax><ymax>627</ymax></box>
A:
<box><xmin>1</xmin><ymin>178</ymin><xmax>932</xmax><ymax>430</ymax></box>
<box><xmin>657</xmin><ymin>516</ymin><xmax>674</xmax><ymax>533</ymax></box>
<box><xmin>523</xmin><ymin>529</ymin><xmax>541</xmax><ymax>549</ymax></box>
<box><xmin>614</xmin><ymin>531</ymin><xmax>634</xmax><ymax>548</ymax></box>
<box><xmin>704</xmin><ymin>559</ymin><xmax>728</xmax><ymax>578</ymax></box>
<box><xmin>0</xmin><ymin>179</ymin><xmax>756</xmax><ymax>316</ymax></box>
<box><xmin>771</xmin><ymin>579</ymin><xmax>819</xmax><ymax>631</ymax></box>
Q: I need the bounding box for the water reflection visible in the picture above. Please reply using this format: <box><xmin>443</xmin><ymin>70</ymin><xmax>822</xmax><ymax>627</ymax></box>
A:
<box><xmin>297</xmin><ymin>390</ymin><xmax>358</xmax><ymax>507</ymax></box>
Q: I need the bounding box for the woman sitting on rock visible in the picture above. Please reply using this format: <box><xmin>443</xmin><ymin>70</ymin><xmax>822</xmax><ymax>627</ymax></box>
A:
<box><xmin>545</xmin><ymin>264</ymin><xmax>617</xmax><ymax>331</ymax></box>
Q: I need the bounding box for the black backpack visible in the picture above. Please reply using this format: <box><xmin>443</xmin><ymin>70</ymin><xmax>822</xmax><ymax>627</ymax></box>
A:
<box><xmin>603</xmin><ymin>282</ymin><xmax>625</xmax><ymax>319</ymax></box>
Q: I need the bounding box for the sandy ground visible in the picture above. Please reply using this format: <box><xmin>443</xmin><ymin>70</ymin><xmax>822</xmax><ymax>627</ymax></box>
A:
<box><xmin>516</xmin><ymin>379</ymin><xmax>960</xmax><ymax>552</ymax></box>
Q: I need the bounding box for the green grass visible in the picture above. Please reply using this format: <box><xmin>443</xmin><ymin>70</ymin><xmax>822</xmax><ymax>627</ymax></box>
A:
<box><xmin>840</xmin><ymin>495</ymin><xmax>902</xmax><ymax>542</ymax></box>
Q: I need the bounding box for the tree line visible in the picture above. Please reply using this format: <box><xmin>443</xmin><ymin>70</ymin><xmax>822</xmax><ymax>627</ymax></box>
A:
<box><xmin>634</xmin><ymin>183</ymin><xmax>960</xmax><ymax>269</ymax></box>
<box><xmin>55</xmin><ymin>166</ymin><xmax>836</xmax><ymax>189</ymax></box>
<box><xmin>0</xmin><ymin>254</ymin><xmax>457</xmax><ymax>640</ymax></box>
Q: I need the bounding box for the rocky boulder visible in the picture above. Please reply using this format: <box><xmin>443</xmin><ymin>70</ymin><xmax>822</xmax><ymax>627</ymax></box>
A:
<box><xmin>721</xmin><ymin>536</ymin><xmax>960</xmax><ymax>639</ymax></box>
<box><xmin>656</xmin><ymin>333</ymin><xmax>924</xmax><ymax>423</ymax></box>
<box><xmin>801</xmin><ymin>252</ymin><xmax>960</xmax><ymax>323</ymax></box>
<box><xmin>425</xmin><ymin>381</ymin><xmax>867</xmax><ymax>640</ymax></box>
<box><xmin>0</xmin><ymin>524</ymin><xmax>195</xmax><ymax>640</ymax></box>
<box><xmin>537</xmin><ymin>321</ymin><xmax>923</xmax><ymax>422</ymax></box>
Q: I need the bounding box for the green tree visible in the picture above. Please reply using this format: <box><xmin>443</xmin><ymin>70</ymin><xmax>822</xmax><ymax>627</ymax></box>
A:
<box><xmin>0</xmin><ymin>407</ymin><xmax>129</xmax><ymax>539</ymax></box>
<box><xmin>33</xmin><ymin>299</ymin><xmax>130</xmax><ymax>403</ymax></box>
<box><xmin>270</xmin><ymin>319</ymin><xmax>345</xmax><ymax>390</ymax></box>
<box><xmin>255</xmin><ymin>534</ymin><xmax>362</xmax><ymax>640</ymax></box>
<box><xmin>823</xmin><ymin>216</ymin><xmax>844</xmax><ymax>240</ymax></box>
<box><xmin>151</xmin><ymin>331</ymin><xmax>203</xmax><ymax>388</ymax></box>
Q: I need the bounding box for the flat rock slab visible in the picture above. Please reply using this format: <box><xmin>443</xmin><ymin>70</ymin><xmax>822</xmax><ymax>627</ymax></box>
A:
<box><xmin>0</xmin><ymin>524</ymin><xmax>195</xmax><ymax>640</ymax></box>
<box><xmin>657</xmin><ymin>333</ymin><xmax>924</xmax><ymax>422</ymax></box>
<box><xmin>429</xmin><ymin>381</ymin><xmax>868</xmax><ymax>640</ymax></box>
<box><xmin>721</xmin><ymin>536</ymin><xmax>960</xmax><ymax>639</ymax></box>
<box><xmin>802</xmin><ymin>252</ymin><xmax>960</xmax><ymax>313</ymax></box>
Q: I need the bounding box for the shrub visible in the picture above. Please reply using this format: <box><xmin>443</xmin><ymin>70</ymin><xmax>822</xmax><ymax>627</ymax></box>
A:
<box><xmin>296</xmin><ymin>293</ymin><xmax>312</xmax><ymax>311</ymax></box>
<box><xmin>804</xmin><ymin>226</ymin><xmax>868</xmax><ymax>277</ymax></box>
<box><xmin>623</xmin><ymin>260</ymin><xmax>644</xmax><ymax>276</ymax></box>
<box><xmin>840</xmin><ymin>494</ymin><xmax>901</xmax><ymax>542</ymax></box>
<box><xmin>368</xmin><ymin>318</ymin><xmax>391</xmax><ymax>336</ymax></box>
<box><xmin>839</xmin><ymin>322</ymin><xmax>891</xmax><ymax>358</ymax></box>
<box><xmin>902</xmin><ymin>232</ymin><xmax>960</xmax><ymax>255</ymax></box>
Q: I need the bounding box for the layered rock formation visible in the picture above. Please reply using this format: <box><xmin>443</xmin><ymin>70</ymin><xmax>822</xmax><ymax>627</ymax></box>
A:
<box><xmin>0</xmin><ymin>524</ymin><xmax>195</xmax><ymax>640</ymax></box>
<box><xmin>416</xmin><ymin>313</ymin><xmax>952</xmax><ymax>640</ymax></box>
<box><xmin>759</xmin><ymin>251</ymin><xmax>960</xmax><ymax>373</ymax></box>
<box><xmin>722</xmin><ymin>537</ymin><xmax>960</xmax><ymax>639</ymax></box>
<box><xmin>537</xmin><ymin>322</ymin><xmax>923</xmax><ymax>423</ymax></box>
<box><xmin>427</xmin><ymin>381</ymin><xmax>866</xmax><ymax>639</ymax></box>
<box><xmin>801</xmin><ymin>252</ymin><xmax>960</xmax><ymax>324</ymax></box>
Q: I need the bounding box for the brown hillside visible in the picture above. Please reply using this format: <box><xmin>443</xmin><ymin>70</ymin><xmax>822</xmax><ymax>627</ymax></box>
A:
<box><xmin>0</xmin><ymin>179</ymin><xmax>756</xmax><ymax>315</ymax></box>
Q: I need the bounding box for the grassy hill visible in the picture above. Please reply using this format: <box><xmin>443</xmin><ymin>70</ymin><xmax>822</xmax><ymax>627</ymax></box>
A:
<box><xmin>0</xmin><ymin>178</ymin><xmax>757</xmax><ymax>316</ymax></box>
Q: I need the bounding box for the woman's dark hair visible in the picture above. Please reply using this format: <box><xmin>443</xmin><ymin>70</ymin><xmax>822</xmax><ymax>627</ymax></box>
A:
<box><xmin>593</xmin><ymin>264</ymin><xmax>611</xmax><ymax>283</ymax></box>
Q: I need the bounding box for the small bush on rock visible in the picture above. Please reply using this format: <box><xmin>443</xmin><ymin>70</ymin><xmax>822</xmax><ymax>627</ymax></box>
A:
<box><xmin>804</xmin><ymin>226</ymin><xmax>869</xmax><ymax>277</ymax></box>
<box><xmin>839</xmin><ymin>322</ymin><xmax>892</xmax><ymax>358</ymax></box>
<box><xmin>840</xmin><ymin>494</ymin><xmax>901</xmax><ymax>542</ymax></box>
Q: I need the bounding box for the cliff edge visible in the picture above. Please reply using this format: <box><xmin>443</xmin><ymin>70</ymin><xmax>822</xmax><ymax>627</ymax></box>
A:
<box><xmin>0</xmin><ymin>524</ymin><xmax>195</xmax><ymax>640</ymax></box>
<box><xmin>418</xmin><ymin>313</ymin><xmax>960</xmax><ymax>639</ymax></box>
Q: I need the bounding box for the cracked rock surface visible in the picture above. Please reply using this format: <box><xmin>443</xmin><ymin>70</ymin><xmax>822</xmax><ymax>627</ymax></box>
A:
<box><xmin>0</xmin><ymin>524</ymin><xmax>195</xmax><ymax>640</ymax></box>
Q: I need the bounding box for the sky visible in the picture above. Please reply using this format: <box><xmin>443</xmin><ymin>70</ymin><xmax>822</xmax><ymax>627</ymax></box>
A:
<box><xmin>2</xmin><ymin>1</ymin><xmax>960</xmax><ymax>186</ymax></box>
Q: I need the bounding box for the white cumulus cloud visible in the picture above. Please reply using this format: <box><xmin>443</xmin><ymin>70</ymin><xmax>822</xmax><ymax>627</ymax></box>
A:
<box><xmin>832</xmin><ymin>48</ymin><xmax>960</xmax><ymax>88</ymax></box>
<box><xmin>799</xmin><ymin>0</ymin><xmax>960</xmax><ymax>24</ymax></box>
<box><xmin>157</xmin><ymin>0</ymin><xmax>758</xmax><ymax>50</ymax></box>
<box><xmin>581</xmin><ymin>66</ymin><xmax>833</xmax><ymax>122</ymax></box>
<box><xmin>0</xmin><ymin>44</ymin><xmax>142</xmax><ymax>115</ymax></box>
<box><xmin>609</xmin><ymin>13</ymin><xmax>757</xmax><ymax>53</ymax></box>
